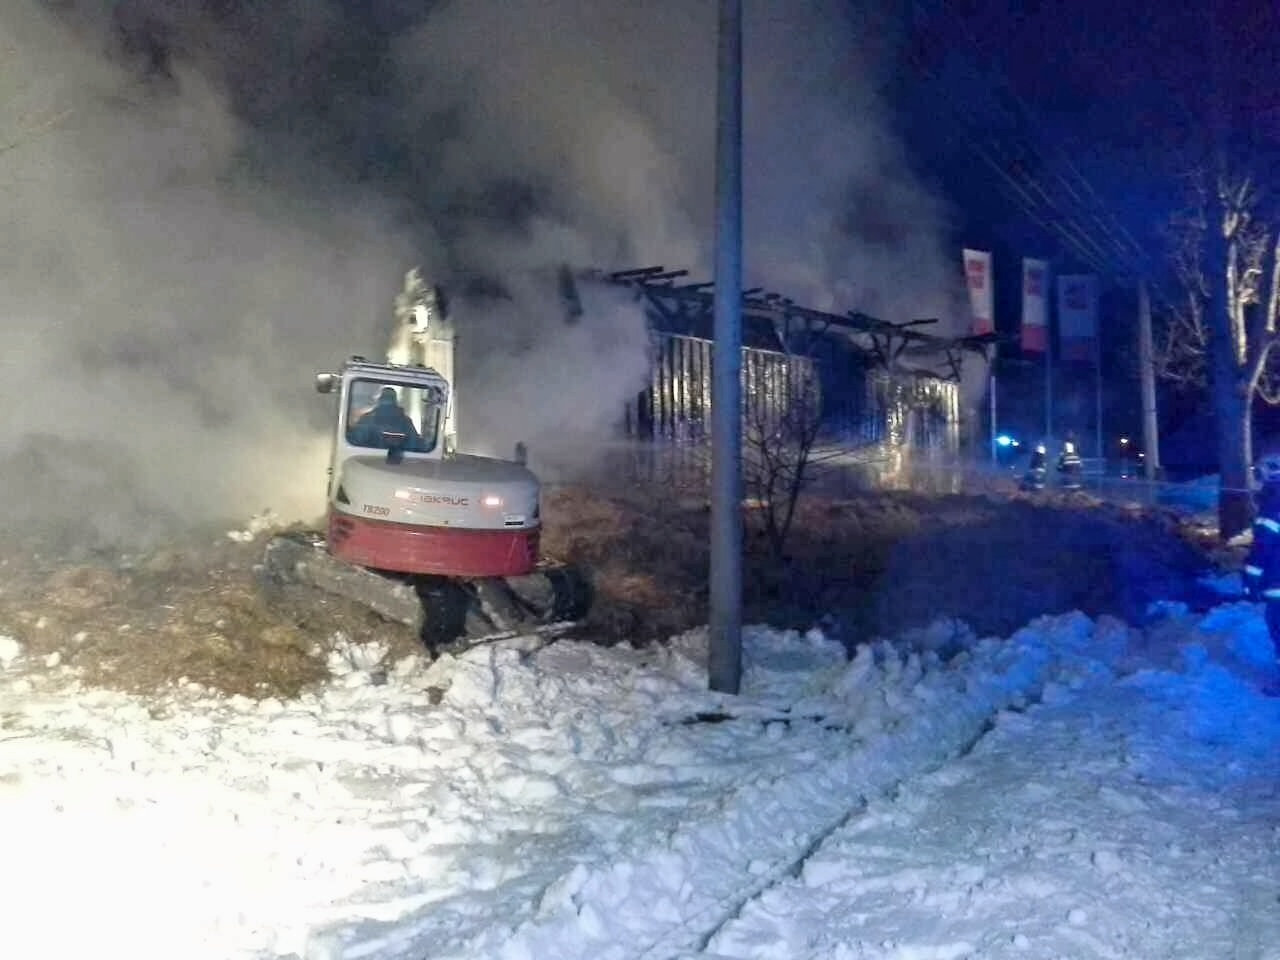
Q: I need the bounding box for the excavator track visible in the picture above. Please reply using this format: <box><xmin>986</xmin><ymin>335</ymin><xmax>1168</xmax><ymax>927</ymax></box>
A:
<box><xmin>259</xmin><ymin>532</ymin><xmax>591</xmax><ymax>655</ymax></box>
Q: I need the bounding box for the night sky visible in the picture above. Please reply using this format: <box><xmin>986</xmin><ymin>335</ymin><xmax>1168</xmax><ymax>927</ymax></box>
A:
<box><xmin>903</xmin><ymin>0</ymin><xmax>1280</xmax><ymax>266</ymax></box>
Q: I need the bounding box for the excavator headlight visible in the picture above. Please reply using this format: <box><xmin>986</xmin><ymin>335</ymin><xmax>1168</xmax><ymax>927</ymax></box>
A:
<box><xmin>481</xmin><ymin>494</ymin><xmax>503</xmax><ymax>508</ymax></box>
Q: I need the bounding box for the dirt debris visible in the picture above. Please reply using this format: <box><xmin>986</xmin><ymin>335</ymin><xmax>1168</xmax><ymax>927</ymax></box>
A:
<box><xmin>544</xmin><ymin>484</ymin><xmax>1226</xmax><ymax>648</ymax></box>
<box><xmin>0</xmin><ymin>532</ymin><xmax>417</xmax><ymax>699</ymax></box>
<box><xmin>0</xmin><ymin>486</ymin><xmax>1232</xmax><ymax>699</ymax></box>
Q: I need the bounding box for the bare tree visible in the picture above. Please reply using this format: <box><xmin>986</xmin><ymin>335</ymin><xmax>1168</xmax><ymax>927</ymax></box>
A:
<box><xmin>741</xmin><ymin>354</ymin><xmax>824</xmax><ymax>563</ymax></box>
<box><xmin>1157</xmin><ymin>190</ymin><xmax>1212</xmax><ymax>390</ymax></box>
<box><xmin>1162</xmin><ymin>170</ymin><xmax>1280</xmax><ymax>536</ymax></box>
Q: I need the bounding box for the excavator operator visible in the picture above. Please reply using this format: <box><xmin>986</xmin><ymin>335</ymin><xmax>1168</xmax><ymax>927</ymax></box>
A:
<box><xmin>349</xmin><ymin>386</ymin><xmax>421</xmax><ymax>450</ymax></box>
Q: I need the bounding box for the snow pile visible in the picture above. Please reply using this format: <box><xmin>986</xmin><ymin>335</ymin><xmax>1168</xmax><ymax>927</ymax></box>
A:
<box><xmin>703</xmin><ymin>631</ymin><xmax>1280</xmax><ymax>959</ymax></box>
<box><xmin>1199</xmin><ymin>569</ymin><xmax>1245</xmax><ymax>597</ymax></box>
<box><xmin>0</xmin><ymin>607</ymin><xmax>1278</xmax><ymax>959</ymax></box>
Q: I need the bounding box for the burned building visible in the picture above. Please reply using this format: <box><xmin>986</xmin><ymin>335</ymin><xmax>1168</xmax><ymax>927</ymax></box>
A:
<box><xmin>592</xmin><ymin>266</ymin><xmax>988</xmax><ymax>488</ymax></box>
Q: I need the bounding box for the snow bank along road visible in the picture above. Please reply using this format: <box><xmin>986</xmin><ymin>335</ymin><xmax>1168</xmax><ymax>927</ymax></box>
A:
<box><xmin>0</xmin><ymin>602</ymin><xmax>1278</xmax><ymax>959</ymax></box>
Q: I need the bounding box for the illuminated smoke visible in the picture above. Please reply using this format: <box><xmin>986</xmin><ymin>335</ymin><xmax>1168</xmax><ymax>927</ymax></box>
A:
<box><xmin>4</xmin><ymin>0</ymin><xmax>968</xmax><ymax>546</ymax></box>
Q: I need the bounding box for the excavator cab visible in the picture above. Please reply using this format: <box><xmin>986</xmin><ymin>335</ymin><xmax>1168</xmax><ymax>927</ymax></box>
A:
<box><xmin>317</xmin><ymin>363</ymin><xmax>450</xmax><ymax>455</ymax></box>
<box><xmin>344</xmin><ymin>380</ymin><xmax>445</xmax><ymax>454</ymax></box>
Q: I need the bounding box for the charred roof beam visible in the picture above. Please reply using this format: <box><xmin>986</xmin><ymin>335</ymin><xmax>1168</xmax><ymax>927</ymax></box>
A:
<box><xmin>592</xmin><ymin>265</ymin><xmax>1001</xmax><ymax>379</ymax></box>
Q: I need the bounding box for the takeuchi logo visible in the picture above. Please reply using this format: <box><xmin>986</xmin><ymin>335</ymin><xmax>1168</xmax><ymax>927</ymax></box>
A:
<box><xmin>414</xmin><ymin>493</ymin><xmax>469</xmax><ymax>507</ymax></box>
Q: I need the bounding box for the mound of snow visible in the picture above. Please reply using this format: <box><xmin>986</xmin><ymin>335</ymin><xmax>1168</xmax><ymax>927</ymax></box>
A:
<box><xmin>0</xmin><ymin>603</ymin><xmax>1278</xmax><ymax>959</ymax></box>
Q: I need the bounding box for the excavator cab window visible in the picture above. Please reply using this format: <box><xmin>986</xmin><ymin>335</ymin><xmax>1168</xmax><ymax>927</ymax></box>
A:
<box><xmin>345</xmin><ymin>379</ymin><xmax>445</xmax><ymax>453</ymax></box>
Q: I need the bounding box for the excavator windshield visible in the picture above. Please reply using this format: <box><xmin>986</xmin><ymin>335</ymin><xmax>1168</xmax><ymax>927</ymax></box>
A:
<box><xmin>345</xmin><ymin>379</ymin><xmax>445</xmax><ymax>453</ymax></box>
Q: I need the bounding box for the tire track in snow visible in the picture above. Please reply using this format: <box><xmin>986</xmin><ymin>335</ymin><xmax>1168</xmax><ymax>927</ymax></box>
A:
<box><xmin>667</xmin><ymin>710</ymin><xmax>1004</xmax><ymax>959</ymax></box>
<box><xmin>696</xmin><ymin>643</ymin><xmax>1280</xmax><ymax>959</ymax></box>
<box><xmin>658</xmin><ymin>803</ymin><xmax>868</xmax><ymax>959</ymax></box>
<box><xmin>296</xmin><ymin>636</ymin><xmax>885</xmax><ymax>960</ymax></box>
<box><xmin>446</xmin><ymin>616</ymin><xmax>1101</xmax><ymax>960</ymax></box>
<box><xmin>631</xmin><ymin>708</ymin><xmax>1018</xmax><ymax>960</ymax></box>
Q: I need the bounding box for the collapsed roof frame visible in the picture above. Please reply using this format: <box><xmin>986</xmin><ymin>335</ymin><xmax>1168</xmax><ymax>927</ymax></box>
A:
<box><xmin>594</xmin><ymin>265</ymin><xmax>1000</xmax><ymax>383</ymax></box>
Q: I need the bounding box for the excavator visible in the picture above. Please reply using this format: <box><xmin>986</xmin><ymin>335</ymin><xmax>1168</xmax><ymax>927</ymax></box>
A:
<box><xmin>262</xmin><ymin>269</ymin><xmax>590</xmax><ymax>653</ymax></box>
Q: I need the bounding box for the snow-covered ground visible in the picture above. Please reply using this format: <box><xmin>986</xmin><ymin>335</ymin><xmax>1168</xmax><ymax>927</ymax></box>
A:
<box><xmin>2</xmin><ymin>596</ymin><xmax>1279</xmax><ymax>960</ymax></box>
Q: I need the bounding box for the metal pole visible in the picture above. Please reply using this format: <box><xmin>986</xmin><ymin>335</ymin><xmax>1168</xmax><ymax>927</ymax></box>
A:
<box><xmin>708</xmin><ymin>0</ymin><xmax>742</xmax><ymax>695</ymax></box>
<box><xmin>1137</xmin><ymin>279</ymin><xmax>1161</xmax><ymax>480</ymax></box>
<box><xmin>989</xmin><ymin>365</ymin><xmax>997</xmax><ymax>464</ymax></box>
<box><xmin>1094</xmin><ymin>321</ymin><xmax>1104</xmax><ymax>462</ymax></box>
<box><xmin>1045</xmin><ymin>274</ymin><xmax>1054</xmax><ymax>453</ymax></box>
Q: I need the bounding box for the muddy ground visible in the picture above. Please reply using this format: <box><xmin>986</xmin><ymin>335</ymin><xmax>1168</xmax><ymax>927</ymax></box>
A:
<box><xmin>543</xmin><ymin>485</ymin><xmax>1229</xmax><ymax>646</ymax></box>
<box><xmin>0</xmin><ymin>485</ymin><xmax>1238</xmax><ymax>699</ymax></box>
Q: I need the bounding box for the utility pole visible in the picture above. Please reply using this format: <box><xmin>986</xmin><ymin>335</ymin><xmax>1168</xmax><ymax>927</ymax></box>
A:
<box><xmin>1137</xmin><ymin>279</ymin><xmax>1161</xmax><ymax>480</ymax></box>
<box><xmin>1094</xmin><ymin>319</ymin><xmax>1104</xmax><ymax>461</ymax></box>
<box><xmin>988</xmin><ymin>361</ymin><xmax>998</xmax><ymax>463</ymax></box>
<box><xmin>1044</xmin><ymin>265</ymin><xmax>1054</xmax><ymax>454</ymax></box>
<box><xmin>708</xmin><ymin>0</ymin><xmax>743</xmax><ymax>695</ymax></box>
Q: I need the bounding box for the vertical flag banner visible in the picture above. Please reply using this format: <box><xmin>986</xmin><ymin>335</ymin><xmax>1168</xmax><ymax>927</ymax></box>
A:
<box><xmin>1057</xmin><ymin>274</ymin><xmax>1098</xmax><ymax>362</ymax></box>
<box><xmin>1021</xmin><ymin>258</ymin><xmax>1049</xmax><ymax>353</ymax></box>
<box><xmin>963</xmin><ymin>248</ymin><xmax>994</xmax><ymax>335</ymax></box>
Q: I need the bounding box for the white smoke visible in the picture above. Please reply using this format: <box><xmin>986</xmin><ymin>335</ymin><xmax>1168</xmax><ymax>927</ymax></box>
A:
<box><xmin>0</xmin><ymin>3</ymin><xmax>419</xmax><ymax>545</ymax></box>
<box><xmin>2</xmin><ymin>0</ymin><xmax>970</xmax><ymax>546</ymax></box>
<box><xmin>390</xmin><ymin>0</ymin><xmax>970</xmax><ymax>453</ymax></box>
<box><xmin>393</xmin><ymin>0</ymin><xmax>964</xmax><ymax>323</ymax></box>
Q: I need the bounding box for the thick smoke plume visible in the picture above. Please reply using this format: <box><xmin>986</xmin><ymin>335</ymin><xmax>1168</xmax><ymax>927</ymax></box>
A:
<box><xmin>0</xmin><ymin>3</ymin><xmax>420</xmax><ymax>548</ymax></box>
<box><xmin>7</xmin><ymin>0</ymin><xmax>966</xmax><ymax>547</ymax></box>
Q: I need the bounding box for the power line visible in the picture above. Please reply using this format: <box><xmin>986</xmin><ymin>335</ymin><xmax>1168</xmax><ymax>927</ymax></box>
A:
<box><xmin>906</xmin><ymin>0</ymin><xmax>1182</xmax><ymax>314</ymax></box>
<box><xmin>914</xmin><ymin>0</ymin><xmax>1156</xmax><ymax>271</ymax></box>
<box><xmin>932</xmin><ymin>52</ymin><xmax>1145</xmax><ymax>276</ymax></box>
<box><xmin>908</xmin><ymin>53</ymin><xmax>1124</xmax><ymax>275</ymax></box>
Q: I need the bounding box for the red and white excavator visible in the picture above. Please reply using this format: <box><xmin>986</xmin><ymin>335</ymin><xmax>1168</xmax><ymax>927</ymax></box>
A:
<box><xmin>263</xmin><ymin>269</ymin><xmax>589</xmax><ymax>652</ymax></box>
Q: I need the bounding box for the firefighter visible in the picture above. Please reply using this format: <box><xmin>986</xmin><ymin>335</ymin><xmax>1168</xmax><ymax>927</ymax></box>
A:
<box><xmin>1057</xmin><ymin>436</ymin><xmax>1083</xmax><ymax>490</ymax></box>
<box><xmin>1020</xmin><ymin>443</ymin><xmax>1048</xmax><ymax>491</ymax></box>
<box><xmin>1243</xmin><ymin>447</ymin><xmax>1280</xmax><ymax>693</ymax></box>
